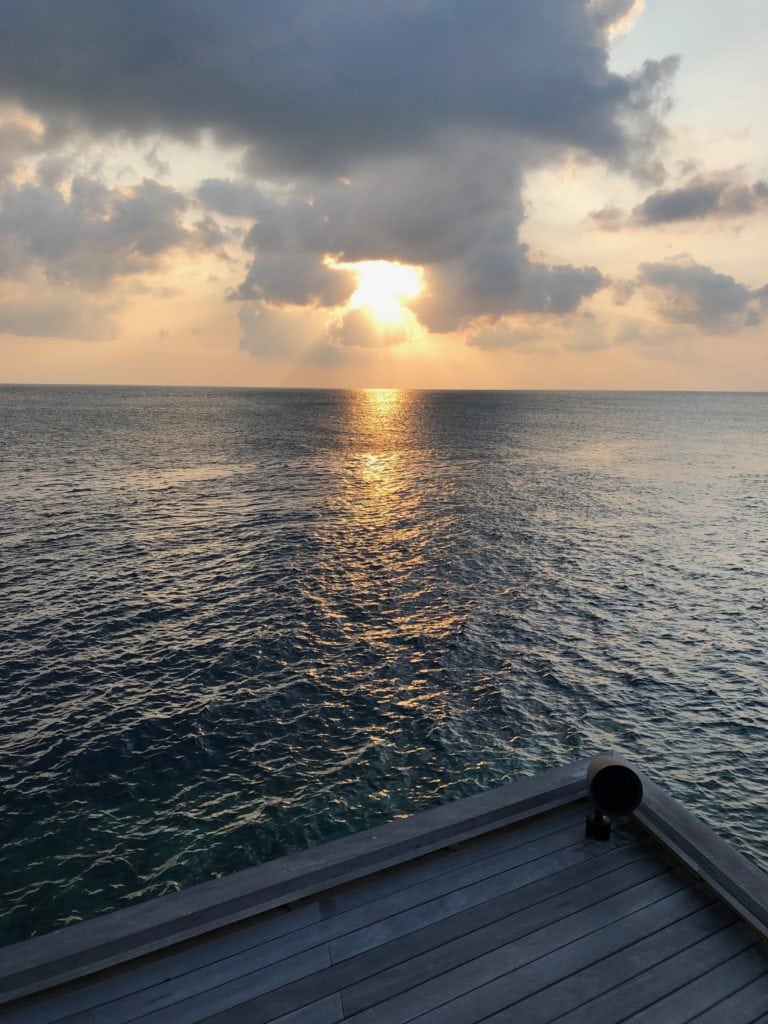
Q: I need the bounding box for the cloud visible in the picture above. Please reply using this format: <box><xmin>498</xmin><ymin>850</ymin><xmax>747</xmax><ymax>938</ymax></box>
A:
<box><xmin>0</xmin><ymin>293</ymin><xmax>117</xmax><ymax>339</ymax></box>
<box><xmin>329</xmin><ymin>308</ymin><xmax>410</xmax><ymax>349</ymax></box>
<box><xmin>0</xmin><ymin>1</ymin><xmax>682</xmax><ymax>355</ymax></box>
<box><xmin>238</xmin><ymin>298</ymin><xmax>413</xmax><ymax>366</ymax></box>
<box><xmin>638</xmin><ymin>257</ymin><xmax>767</xmax><ymax>333</ymax></box>
<box><xmin>191</xmin><ymin>214</ymin><xmax>231</xmax><ymax>254</ymax></box>
<box><xmin>612</xmin><ymin>279</ymin><xmax>636</xmax><ymax>305</ymax></box>
<box><xmin>201</xmin><ymin>137</ymin><xmax>527</xmax><ymax>268</ymax></box>
<box><xmin>466</xmin><ymin>319</ymin><xmax>546</xmax><ymax>352</ymax></box>
<box><xmin>202</xmin><ymin>135</ymin><xmax>607</xmax><ymax>332</ymax></box>
<box><xmin>0</xmin><ymin>116</ymin><xmax>44</xmax><ymax>177</ymax></box>
<box><xmin>588</xmin><ymin>171</ymin><xmax>768</xmax><ymax>232</ymax></box>
<box><xmin>587</xmin><ymin>204</ymin><xmax>625</xmax><ymax>231</ymax></box>
<box><xmin>563</xmin><ymin>310</ymin><xmax>610</xmax><ymax>351</ymax></box>
<box><xmin>633</xmin><ymin>171</ymin><xmax>768</xmax><ymax>224</ymax></box>
<box><xmin>236</xmin><ymin>252</ymin><xmax>355</xmax><ymax>308</ymax></box>
<box><xmin>612</xmin><ymin>317</ymin><xmax>686</xmax><ymax>348</ymax></box>
<box><xmin>467</xmin><ymin>309</ymin><xmax>608</xmax><ymax>352</ymax></box>
<box><xmin>0</xmin><ymin>176</ymin><xmax>203</xmax><ymax>288</ymax></box>
<box><xmin>238</xmin><ymin>302</ymin><xmax>327</xmax><ymax>360</ymax></box>
<box><xmin>591</xmin><ymin>0</ymin><xmax>646</xmax><ymax>40</ymax></box>
<box><xmin>0</xmin><ymin>2</ymin><xmax>677</xmax><ymax>177</ymax></box>
<box><xmin>143</xmin><ymin>143</ymin><xmax>170</xmax><ymax>179</ymax></box>
<box><xmin>196</xmin><ymin>179</ymin><xmax>268</xmax><ymax>221</ymax></box>
<box><xmin>412</xmin><ymin>241</ymin><xmax>606</xmax><ymax>332</ymax></box>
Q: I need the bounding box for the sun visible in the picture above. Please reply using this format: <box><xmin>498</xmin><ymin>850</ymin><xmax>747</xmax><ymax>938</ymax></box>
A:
<box><xmin>346</xmin><ymin>260</ymin><xmax>423</xmax><ymax>326</ymax></box>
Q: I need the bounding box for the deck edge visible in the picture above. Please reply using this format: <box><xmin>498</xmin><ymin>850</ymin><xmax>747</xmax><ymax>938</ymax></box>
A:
<box><xmin>0</xmin><ymin>756</ymin><xmax>591</xmax><ymax>1006</ymax></box>
<box><xmin>613</xmin><ymin>752</ymin><xmax>768</xmax><ymax>942</ymax></box>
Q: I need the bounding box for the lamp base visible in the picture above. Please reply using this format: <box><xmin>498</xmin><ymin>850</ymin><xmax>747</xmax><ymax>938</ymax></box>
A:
<box><xmin>586</xmin><ymin>809</ymin><xmax>611</xmax><ymax>841</ymax></box>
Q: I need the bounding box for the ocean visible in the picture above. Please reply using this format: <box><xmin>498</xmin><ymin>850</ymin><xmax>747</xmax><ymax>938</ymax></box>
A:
<box><xmin>1</xmin><ymin>386</ymin><xmax>766</xmax><ymax>945</ymax></box>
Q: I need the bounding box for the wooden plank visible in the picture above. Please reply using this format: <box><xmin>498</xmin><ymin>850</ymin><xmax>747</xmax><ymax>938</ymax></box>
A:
<box><xmin>57</xmin><ymin>931</ymin><xmax>332</xmax><ymax>1024</ymax></box>
<box><xmin>622</xmin><ymin>946</ymin><xmax>768</xmax><ymax>1024</ymax></box>
<box><xmin>0</xmin><ymin>757</ymin><xmax>592</xmax><ymax>1005</ymax></box>
<box><xmin>60</xmin><ymin>823</ymin><xmax>598</xmax><ymax>1024</ymax></box>
<box><xmin>255</xmin><ymin>993</ymin><xmax>343</xmax><ymax>1024</ymax></box>
<box><xmin>128</xmin><ymin>945</ymin><xmax>333</xmax><ymax>1024</ymax></box>
<box><xmin>60</xmin><ymin>922</ymin><xmax>340</xmax><ymax>1024</ymax></box>
<box><xmin>614</xmin><ymin>751</ymin><xmax>768</xmax><ymax>941</ymax></box>
<box><xmin>342</xmin><ymin>856</ymin><xmax>673</xmax><ymax>1018</ymax></box>
<box><xmin>331</xmin><ymin>838</ymin><xmax>648</xmax><ymax>993</ymax></box>
<box><xmin>327</xmin><ymin>813</ymin><xmax>623</xmax><ymax>956</ymax></box>
<box><xmin>211</xmin><ymin>847</ymin><xmax>665</xmax><ymax>1024</ymax></box>
<box><xmin>321</xmin><ymin>803</ymin><xmax>587</xmax><ymax>916</ymax></box>
<box><xmin>344</xmin><ymin>876</ymin><xmax>707</xmax><ymax>1023</ymax></box>
<box><xmin>1</xmin><ymin>903</ymin><xmax>323</xmax><ymax>1024</ymax></box>
<box><xmin>693</xmin><ymin>973</ymin><xmax>768</xmax><ymax>1024</ymax></box>
<box><xmin>329</xmin><ymin>831</ymin><xmax>626</xmax><ymax>964</ymax></box>
<box><xmin>497</xmin><ymin>917</ymin><xmax>751</xmax><ymax>1024</ymax></box>
<box><xmin>56</xmin><ymin>815</ymin><xmax>609</xmax><ymax>1024</ymax></box>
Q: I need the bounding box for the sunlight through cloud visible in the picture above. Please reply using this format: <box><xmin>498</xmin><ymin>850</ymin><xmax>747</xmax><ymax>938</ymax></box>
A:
<box><xmin>345</xmin><ymin>261</ymin><xmax>423</xmax><ymax>327</ymax></box>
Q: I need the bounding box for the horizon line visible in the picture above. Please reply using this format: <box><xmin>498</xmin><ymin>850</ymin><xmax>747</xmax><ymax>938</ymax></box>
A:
<box><xmin>1</xmin><ymin>382</ymin><xmax>767</xmax><ymax>395</ymax></box>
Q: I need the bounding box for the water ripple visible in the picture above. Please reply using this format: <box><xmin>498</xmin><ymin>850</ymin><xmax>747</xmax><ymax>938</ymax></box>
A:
<box><xmin>1</xmin><ymin>386</ymin><xmax>766</xmax><ymax>944</ymax></box>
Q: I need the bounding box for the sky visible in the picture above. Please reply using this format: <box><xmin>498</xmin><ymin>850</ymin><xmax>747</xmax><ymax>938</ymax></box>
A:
<box><xmin>0</xmin><ymin>0</ymin><xmax>765</xmax><ymax>389</ymax></box>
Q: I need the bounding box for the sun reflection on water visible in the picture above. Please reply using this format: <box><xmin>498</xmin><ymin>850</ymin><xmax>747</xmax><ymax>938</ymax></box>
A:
<box><xmin>310</xmin><ymin>389</ymin><xmax>462</xmax><ymax>720</ymax></box>
<box><xmin>347</xmin><ymin>388</ymin><xmax>411</xmax><ymax>503</ymax></box>
<box><xmin>360</xmin><ymin>387</ymin><xmax>407</xmax><ymax>430</ymax></box>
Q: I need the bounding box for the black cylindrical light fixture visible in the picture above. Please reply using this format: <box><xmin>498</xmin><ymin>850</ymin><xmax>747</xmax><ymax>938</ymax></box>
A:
<box><xmin>585</xmin><ymin>754</ymin><xmax>643</xmax><ymax>840</ymax></box>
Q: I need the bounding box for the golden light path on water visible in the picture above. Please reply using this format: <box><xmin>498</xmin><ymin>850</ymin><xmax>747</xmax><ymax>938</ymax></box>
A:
<box><xmin>359</xmin><ymin>386</ymin><xmax>407</xmax><ymax>433</ymax></box>
<box><xmin>314</xmin><ymin>388</ymin><xmax>464</xmax><ymax>771</ymax></box>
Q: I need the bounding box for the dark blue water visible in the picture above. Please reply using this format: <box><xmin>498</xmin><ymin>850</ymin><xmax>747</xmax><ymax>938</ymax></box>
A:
<box><xmin>1</xmin><ymin>386</ymin><xmax>766</xmax><ymax>945</ymax></box>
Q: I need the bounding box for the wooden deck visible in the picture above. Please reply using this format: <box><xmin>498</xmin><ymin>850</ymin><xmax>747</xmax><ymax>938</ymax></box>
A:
<box><xmin>3</xmin><ymin>755</ymin><xmax>768</xmax><ymax>1023</ymax></box>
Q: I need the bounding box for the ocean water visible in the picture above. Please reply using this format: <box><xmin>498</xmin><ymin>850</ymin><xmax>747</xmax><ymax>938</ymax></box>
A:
<box><xmin>1</xmin><ymin>386</ymin><xmax>766</xmax><ymax>946</ymax></box>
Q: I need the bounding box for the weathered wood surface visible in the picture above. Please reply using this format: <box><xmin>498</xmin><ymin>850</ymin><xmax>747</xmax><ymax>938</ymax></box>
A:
<box><xmin>6</xmin><ymin>799</ymin><xmax>768</xmax><ymax>1024</ymax></box>
<box><xmin>4</xmin><ymin>753</ymin><xmax>768</xmax><ymax>1023</ymax></box>
<box><xmin>633</xmin><ymin>765</ymin><xmax>768</xmax><ymax>941</ymax></box>
<box><xmin>0</xmin><ymin>756</ymin><xmax>591</xmax><ymax>1005</ymax></box>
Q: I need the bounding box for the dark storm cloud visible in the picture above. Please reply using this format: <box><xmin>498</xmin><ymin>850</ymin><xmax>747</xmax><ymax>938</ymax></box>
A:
<box><xmin>0</xmin><ymin>0</ymin><xmax>676</xmax><ymax>175</ymax></box>
<box><xmin>201</xmin><ymin>138</ymin><xmax>526</xmax><ymax>266</ymax></box>
<box><xmin>638</xmin><ymin>259</ymin><xmax>768</xmax><ymax>333</ymax></box>
<box><xmin>201</xmin><ymin>136</ymin><xmax>606</xmax><ymax>329</ymax></box>
<box><xmin>236</xmin><ymin>252</ymin><xmax>356</xmax><ymax>308</ymax></box>
<box><xmin>413</xmin><ymin>245</ymin><xmax>606</xmax><ymax>332</ymax></box>
<box><xmin>1</xmin><ymin>0</ymin><xmax>680</xmax><ymax>342</ymax></box>
<box><xmin>0</xmin><ymin>176</ymin><xmax>214</xmax><ymax>287</ymax></box>
<box><xmin>196</xmin><ymin>180</ymin><xmax>268</xmax><ymax>221</ymax></box>
<box><xmin>633</xmin><ymin>172</ymin><xmax>768</xmax><ymax>225</ymax></box>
